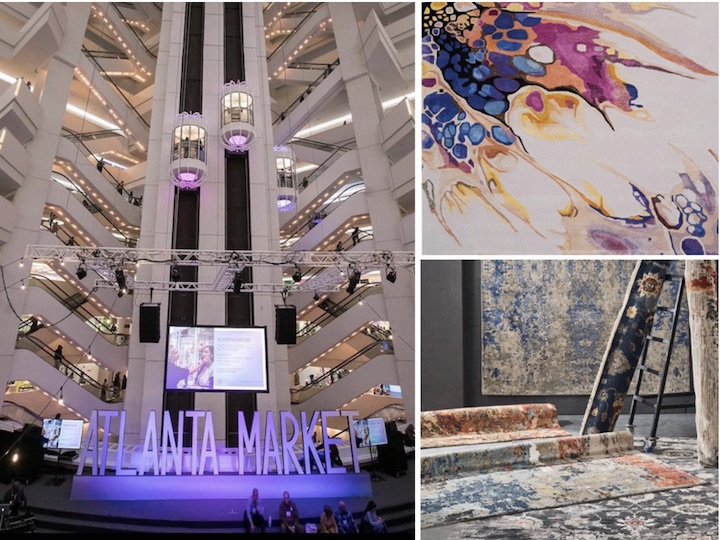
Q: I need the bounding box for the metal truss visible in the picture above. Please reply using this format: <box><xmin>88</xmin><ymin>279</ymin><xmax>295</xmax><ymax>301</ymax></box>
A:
<box><xmin>25</xmin><ymin>245</ymin><xmax>413</xmax><ymax>293</ymax></box>
<box><xmin>93</xmin><ymin>279</ymin><xmax>343</xmax><ymax>293</ymax></box>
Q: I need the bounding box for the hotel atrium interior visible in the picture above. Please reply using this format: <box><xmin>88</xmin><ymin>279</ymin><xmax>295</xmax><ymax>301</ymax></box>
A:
<box><xmin>0</xmin><ymin>1</ymin><xmax>415</xmax><ymax>467</ymax></box>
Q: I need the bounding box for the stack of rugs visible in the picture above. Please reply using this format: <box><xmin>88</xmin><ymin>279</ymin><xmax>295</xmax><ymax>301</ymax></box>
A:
<box><xmin>421</xmin><ymin>403</ymin><xmax>705</xmax><ymax>530</ymax></box>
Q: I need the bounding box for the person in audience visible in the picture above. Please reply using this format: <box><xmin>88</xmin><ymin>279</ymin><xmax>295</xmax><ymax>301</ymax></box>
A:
<box><xmin>2</xmin><ymin>480</ymin><xmax>27</xmax><ymax>516</ymax></box>
<box><xmin>319</xmin><ymin>504</ymin><xmax>338</xmax><ymax>533</ymax></box>
<box><xmin>362</xmin><ymin>500</ymin><xmax>389</xmax><ymax>533</ymax></box>
<box><xmin>335</xmin><ymin>501</ymin><xmax>358</xmax><ymax>534</ymax></box>
<box><xmin>278</xmin><ymin>490</ymin><xmax>304</xmax><ymax>534</ymax></box>
<box><xmin>244</xmin><ymin>487</ymin><xmax>265</xmax><ymax>533</ymax></box>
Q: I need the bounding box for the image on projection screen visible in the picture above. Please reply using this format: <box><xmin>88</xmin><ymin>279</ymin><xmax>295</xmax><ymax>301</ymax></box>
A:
<box><xmin>165</xmin><ymin>326</ymin><xmax>269</xmax><ymax>392</ymax></box>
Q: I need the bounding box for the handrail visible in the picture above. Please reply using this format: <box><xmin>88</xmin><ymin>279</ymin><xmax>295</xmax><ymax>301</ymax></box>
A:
<box><xmin>81</xmin><ymin>45</ymin><xmax>151</xmax><ymax>129</ymax></box>
<box><xmin>273</xmin><ymin>58</ymin><xmax>340</xmax><ymax>126</ymax></box>
<box><xmin>290</xmin><ymin>341</ymin><xmax>389</xmax><ymax>403</ymax></box>
<box><xmin>296</xmin><ymin>283</ymin><xmax>379</xmax><ymax>340</ymax></box>
<box><xmin>82</xmin><ymin>49</ymin><xmax>128</xmax><ymax>59</ymax></box>
<box><xmin>1</xmin><ymin>400</ymin><xmax>43</xmax><ymax>427</ymax></box>
<box><xmin>58</xmin><ymin>131</ymin><xmax>140</xmax><ymax>207</ymax></box>
<box><xmin>297</xmin><ymin>143</ymin><xmax>351</xmax><ymax>193</ymax></box>
<box><xmin>267</xmin><ymin>3</ymin><xmax>323</xmax><ymax>60</ymax></box>
<box><xmin>15</xmin><ymin>334</ymin><xmax>116</xmax><ymax>403</ymax></box>
<box><xmin>62</xmin><ymin>128</ymin><xmax>124</xmax><ymax>141</ymax></box>
<box><xmin>291</xmin><ymin>137</ymin><xmax>351</xmax><ymax>153</ymax></box>
<box><xmin>280</xmin><ymin>185</ymin><xmax>365</xmax><ymax>249</ymax></box>
<box><xmin>28</xmin><ymin>274</ymin><xmax>129</xmax><ymax>343</ymax></box>
<box><xmin>111</xmin><ymin>3</ymin><xmax>158</xmax><ymax>60</ymax></box>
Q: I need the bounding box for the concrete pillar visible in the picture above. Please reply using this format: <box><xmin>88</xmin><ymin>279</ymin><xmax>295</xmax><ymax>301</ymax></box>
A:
<box><xmin>685</xmin><ymin>260</ymin><xmax>719</xmax><ymax>467</ymax></box>
<box><xmin>0</xmin><ymin>3</ymin><xmax>91</xmax><ymax>408</ymax></box>
<box><xmin>329</xmin><ymin>3</ymin><xmax>414</xmax><ymax>424</ymax></box>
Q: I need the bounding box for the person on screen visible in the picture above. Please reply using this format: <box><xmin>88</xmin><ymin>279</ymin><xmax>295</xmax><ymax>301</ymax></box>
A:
<box><xmin>189</xmin><ymin>345</ymin><xmax>214</xmax><ymax>388</ymax></box>
<box><xmin>166</xmin><ymin>346</ymin><xmax>190</xmax><ymax>389</ymax></box>
<box><xmin>244</xmin><ymin>487</ymin><xmax>265</xmax><ymax>533</ymax></box>
<box><xmin>3</xmin><ymin>480</ymin><xmax>27</xmax><ymax>517</ymax></box>
<box><xmin>356</xmin><ymin>422</ymin><xmax>370</xmax><ymax>447</ymax></box>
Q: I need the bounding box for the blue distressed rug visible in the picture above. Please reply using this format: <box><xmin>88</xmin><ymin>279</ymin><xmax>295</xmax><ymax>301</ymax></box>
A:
<box><xmin>421</xmin><ymin>445</ymin><xmax>705</xmax><ymax>529</ymax></box>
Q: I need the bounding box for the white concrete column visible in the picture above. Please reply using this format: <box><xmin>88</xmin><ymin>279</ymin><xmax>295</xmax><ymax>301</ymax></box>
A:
<box><xmin>0</xmin><ymin>3</ymin><xmax>91</xmax><ymax>409</ymax></box>
<box><xmin>195</xmin><ymin>1</ymin><xmax>226</xmax><ymax>439</ymax></box>
<box><xmin>124</xmin><ymin>3</ymin><xmax>185</xmax><ymax>445</ymax></box>
<box><xmin>245</xmin><ymin>2</ymin><xmax>291</xmax><ymax>418</ymax></box>
<box><xmin>329</xmin><ymin>3</ymin><xmax>414</xmax><ymax>424</ymax></box>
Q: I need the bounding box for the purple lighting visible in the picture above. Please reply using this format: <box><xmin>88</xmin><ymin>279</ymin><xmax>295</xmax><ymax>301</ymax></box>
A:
<box><xmin>229</xmin><ymin>135</ymin><xmax>248</xmax><ymax>146</ymax></box>
<box><xmin>178</xmin><ymin>172</ymin><xmax>198</xmax><ymax>181</ymax></box>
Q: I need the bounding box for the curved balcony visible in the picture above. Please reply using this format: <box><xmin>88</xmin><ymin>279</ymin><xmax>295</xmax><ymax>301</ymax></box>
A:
<box><xmin>28</xmin><ymin>274</ymin><xmax>129</xmax><ymax>346</ymax></box>
<box><xmin>36</xmin><ymin>228</ymin><xmax>134</xmax><ymax>317</ymax></box>
<box><xmin>288</xmin><ymin>293</ymin><xmax>387</xmax><ymax>373</ymax></box>
<box><xmin>15</xmin><ymin>329</ymin><xmax>120</xmax><ymax>405</ymax></box>
<box><xmin>23</xmin><ymin>286</ymin><xmax>129</xmax><ymax>374</ymax></box>
<box><xmin>8</xmin><ymin>348</ymin><xmax>123</xmax><ymax>424</ymax></box>
<box><xmin>291</xmin><ymin>352</ymin><xmax>400</xmax><ymax>420</ymax></box>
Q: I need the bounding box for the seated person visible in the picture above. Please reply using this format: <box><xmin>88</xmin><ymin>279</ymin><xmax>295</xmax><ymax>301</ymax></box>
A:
<box><xmin>2</xmin><ymin>481</ymin><xmax>27</xmax><ymax>516</ymax></box>
<box><xmin>363</xmin><ymin>500</ymin><xmax>389</xmax><ymax>534</ymax></box>
<box><xmin>319</xmin><ymin>505</ymin><xmax>338</xmax><ymax>533</ymax></box>
<box><xmin>335</xmin><ymin>501</ymin><xmax>358</xmax><ymax>534</ymax></box>
<box><xmin>278</xmin><ymin>491</ymin><xmax>304</xmax><ymax>534</ymax></box>
<box><xmin>244</xmin><ymin>488</ymin><xmax>265</xmax><ymax>533</ymax></box>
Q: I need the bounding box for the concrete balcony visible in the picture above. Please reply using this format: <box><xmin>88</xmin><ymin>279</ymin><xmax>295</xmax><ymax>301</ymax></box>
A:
<box><xmin>280</xmin><ymin>149</ymin><xmax>360</xmax><ymax>230</ymax></box>
<box><xmin>0</xmin><ymin>127</ymin><xmax>28</xmax><ymax>196</ymax></box>
<box><xmin>24</xmin><ymin>286</ymin><xmax>129</xmax><ymax>374</ymax></box>
<box><xmin>10</xmin><ymin>349</ymin><xmax>122</xmax><ymax>424</ymax></box>
<box><xmin>288</xmin><ymin>294</ymin><xmax>387</xmax><ymax>373</ymax></box>
<box><xmin>0</xmin><ymin>3</ymin><xmax>67</xmax><ymax>69</ymax></box>
<box><xmin>0</xmin><ymin>79</ymin><xmax>42</xmax><ymax>145</ymax></box>
<box><xmin>273</xmin><ymin>67</ymin><xmax>344</xmax><ymax>146</ymax></box>
<box><xmin>292</xmin><ymin>353</ymin><xmax>400</xmax><ymax>429</ymax></box>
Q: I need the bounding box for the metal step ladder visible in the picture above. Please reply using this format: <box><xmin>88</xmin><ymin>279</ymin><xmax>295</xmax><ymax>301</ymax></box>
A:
<box><xmin>626</xmin><ymin>271</ymin><xmax>695</xmax><ymax>452</ymax></box>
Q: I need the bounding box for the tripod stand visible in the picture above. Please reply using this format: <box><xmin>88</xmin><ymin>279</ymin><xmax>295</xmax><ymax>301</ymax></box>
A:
<box><xmin>368</xmin><ymin>443</ymin><xmax>384</xmax><ymax>482</ymax></box>
<box><xmin>52</xmin><ymin>448</ymin><xmax>65</xmax><ymax>486</ymax></box>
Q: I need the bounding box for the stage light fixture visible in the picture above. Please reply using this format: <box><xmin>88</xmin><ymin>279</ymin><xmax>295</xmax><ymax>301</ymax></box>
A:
<box><xmin>346</xmin><ymin>264</ymin><xmax>361</xmax><ymax>295</ymax></box>
<box><xmin>292</xmin><ymin>264</ymin><xmax>302</xmax><ymax>283</ymax></box>
<box><xmin>170</xmin><ymin>265</ymin><xmax>181</xmax><ymax>282</ymax></box>
<box><xmin>313</xmin><ymin>292</ymin><xmax>320</xmax><ymax>301</ymax></box>
<box><xmin>58</xmin><ymin>389</ymin><xmax>64</xmax><ymax>406</ymax></box>
<box><xmin>76</xmin><ymin>263</ymin><xmax>87</xmax><ymax>280</ymax></box>
<box><xmin>386</xmin><ymin>266</ymin><xmax>397</xmax><ymax>283</ymax></box>
<box><xmin>115</xmin><ymin>267</ymin><xmax>128</xmax><ymax>297</ymax></box>
<box><xmin>233</xmin><ymin>271</ymin><xmax>243</xmax><ymax>294</ymax></box>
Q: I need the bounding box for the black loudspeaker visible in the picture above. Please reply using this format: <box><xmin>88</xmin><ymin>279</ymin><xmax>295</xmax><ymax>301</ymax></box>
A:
<box><xmin>139</xmin><ymin>304</ymin><xmax>161</xmax><ymax>343</ymax></box>
<box><xmin>275</xmin><ymin>305</ymin><xmax>297</xmax><ymax>345</ymax></box>
<box><xmin>377</xmin><ymin>421</ymin><xmax>408</xmax><ymax>477</ymax></box>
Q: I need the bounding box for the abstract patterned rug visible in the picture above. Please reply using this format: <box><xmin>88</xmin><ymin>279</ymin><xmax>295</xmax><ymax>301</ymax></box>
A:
<box><xmin>441</xmin><ymin>438</ymin><xmax>718</xmax><ymax>539</ymax></box>
<box><xmin>422</xmin><ymin>2</ymin><xmax>718</xmax><ymax>256</ymax></box>
<box><xmin>422</xmin><ymin>431</ymin><xmax>633</xmax><ymax>477</ymax></box>
<box><xmin>421</xmin><ymin>403</ymin><xmax>570</xmax><ymax>448</ymax></box>
<box><xmin>421</xmin><ymin>445</ymin><xmax>705</xmax><ymax>528</ymax></box>
<box><xmin>480</xmin><ymin>260</ymin><xmax>691</xmax><ymax>395</ymax></box>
